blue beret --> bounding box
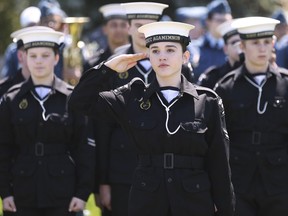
[271,10,287,24]
[207,0,231,15]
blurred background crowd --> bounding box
[0,0,287,72]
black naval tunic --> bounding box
[215,64,288,215]
[69,63,234,216]
[0,77,95,210]
[0,69,25,98]
[91,44,194,216]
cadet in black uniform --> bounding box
[0,27,95,216]
[197,19,244,89]
[69,21,234,216]
[215,17,288,216]
[92,3,194,216]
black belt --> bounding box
[229,131,287,145]
[26,142,67,156]
[138,153,204,169]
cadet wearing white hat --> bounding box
[94,3,169,216]
[198,19,243,88]
[83,4,129,72]
[215,16,288,216]
[0,27,95,216]
[69,20,234,216]
[94,4,193,216]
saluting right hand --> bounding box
[104,53,147,73]
[3,196,17,212]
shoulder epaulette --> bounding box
[277,67,288,77]
[6,82,24,94]
[217,70,237,84]
[195,85,219,98]
[0,76,9,85]
[197,66,218,84]
[203,65,218,75]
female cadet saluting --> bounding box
[69,21,234,216]
[0,27,95,216]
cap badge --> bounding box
[140,99,151,110]
[119,71,129,79]
[19,98,28,109]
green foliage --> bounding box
[0,0,19,55]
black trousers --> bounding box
[235,172,288,216]
[110,183,131,216]
[3,206,77,216]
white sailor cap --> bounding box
[121,2,168,21]
[11,26,54,40]
[99,4,127,21]
[20,6,41,28]
[17,27,64,50]
[232,16,280,40]
[138,21,194,47]
[217,19,238,42]
[11,26,54,49]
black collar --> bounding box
[143,75,199,101]
[17,76,72,98]
[233,64,281,82]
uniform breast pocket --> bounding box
[12,115,36,137]
[267,97,288,122]
[180,120,207,133]
[129,117,158,141]
[46,115,73,137]
[129,118,157,130]
[179,120,208,145]
[230,101,253,124]
[132,167,160,193]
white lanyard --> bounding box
[31,91,53,121]
[156,93,181,135]
[244,75,268,114]
[135,64,153,85]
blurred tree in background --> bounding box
[0,0,287,59]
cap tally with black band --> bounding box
[138,21,194,47]
[232,16,280,40]
[121,2,168,21]
[16,27,64,50]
